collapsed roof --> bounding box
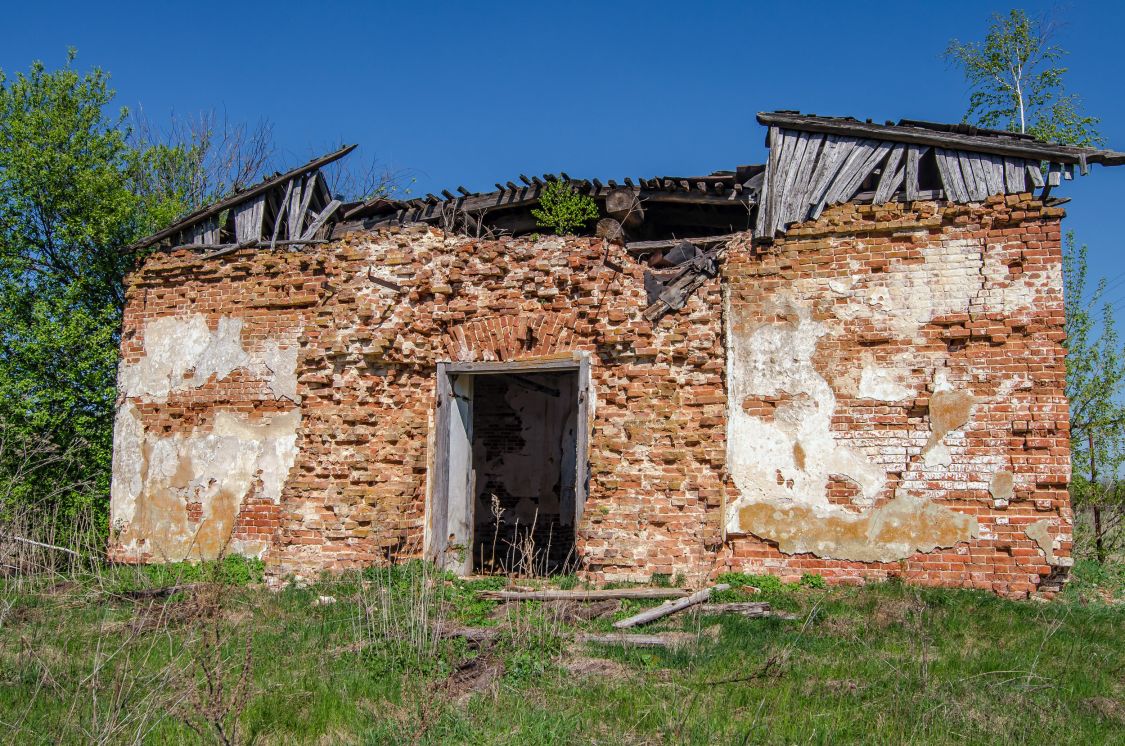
[122,111,1125,255]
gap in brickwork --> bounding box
[470,372,578,575]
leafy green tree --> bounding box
[0,52,139,530]
[531,181,600,235]
[946,9,1102,146]
[0,52,273,542]
[1063,234,1125,562]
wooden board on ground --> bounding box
[613,584,730,629]
[476,587,690,602]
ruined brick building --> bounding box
[110,112,1125,597]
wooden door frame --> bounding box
[427,353,592,573]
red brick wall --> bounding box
[721,195,1072,597]
[112,195,1073,597]
[271,228,727,582]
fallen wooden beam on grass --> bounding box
[613,584,730,629]
[113,583,206,600]
[443,627,502,644]
[476,587,689,602]
[575,632,701,648]
[698,602,771,617]
[443,626,719,648]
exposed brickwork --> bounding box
[721,195,1072,598]
[113,229,727,583]
[111,195,1073,598]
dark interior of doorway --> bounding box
[471,370,578,575]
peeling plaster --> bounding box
[111,405,299,561]
[816,238,1047,338]
[989,471,1014,501]
[858,363,913,402]
[923,390,976,454]
[726,294,886,523]
[737,493,979,562]
[111,312,304,561]
[725,284,981,560]
[119,314,300,402]
[1025,519,1058,564]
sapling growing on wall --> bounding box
[531,180,600,235]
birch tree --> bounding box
[1063,234,1125,562]
[945,9,1101,147]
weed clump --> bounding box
[531,180,599,235]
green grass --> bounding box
[1,562,1122,744]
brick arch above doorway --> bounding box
[441,311,583,362]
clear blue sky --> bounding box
[4,1,1124,302]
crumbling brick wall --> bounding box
[111,194,1073,597]
[110,250,322,562]
[722,195,1072,597]
[274,228,727,582]
[111,228,728,583]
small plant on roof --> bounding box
[531,180,600,235]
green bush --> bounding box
[531,180,599,235]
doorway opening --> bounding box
[429,356,589,576]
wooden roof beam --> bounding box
[758,112,1125,166]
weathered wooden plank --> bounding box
[757,111,1125,166]
[613,584,730,629]
[803,134,842,206]
[823,140,877,206]
[168,238,330,254]
[904,145,927,201]
[881,166,905,201]
[1047,162,1062,187]
[832,141,893,205]
[983,155,1006,194]
[292,172,319,236]
[754,126,782,237]
[873,144,906,204]
[956,154,981,200]
[625,234,737,254]
[698,602,772,617]
[121,144,357,252]
[959,153,989,201]
[269,179,294,248]
[946,152,972,200]
[808,137,856,218]
[181,216,220,245]
[233,194,266,242]
[768,129,800,235]
[786,133,825,226]
[932,149,952,198]
[1027,162,1046,188]
[477,588,689,602]
[852,187,944,203]
[775,131,809,230]
[286,180,305,239]
[300,199,342,240]
[776,131,813,232]
[576,632,704,648]
[1004,158,1027,193]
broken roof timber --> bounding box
[120,144,358,253]
[757,112,1125,168]
[333,182,757,235]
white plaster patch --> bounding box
[725,294,885,523]
[923,442,952,468]
[109,401,145,529]
[724,289,980,560]
[119,313,300,403]
[858,364,913,402]
[110,408,301,561]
